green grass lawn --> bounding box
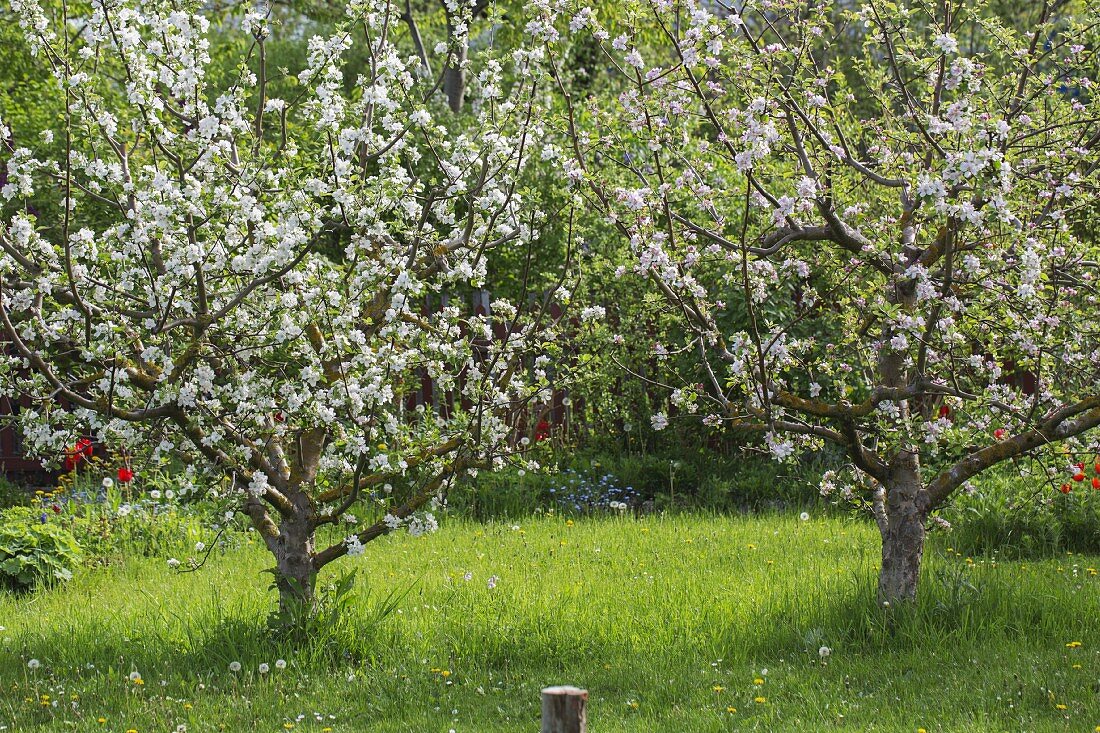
[2,513,1099,732]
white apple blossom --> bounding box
[1,0,563,620]
[550,0,1100,604]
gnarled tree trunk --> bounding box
[273,506,317,622]
[877,461,926,603]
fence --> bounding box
[0,394,42,480]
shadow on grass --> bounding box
[0,574,413,680]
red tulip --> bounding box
[63,438,93,471]
[117,467,134,483]
[938,405,951,419]
[1093,477,1100,490]
[1094,463,1100,475]
[274,411,285,423]
[1060,483,1072,494]
[51,504,61,513]
[1073,473,1086,482]
[1076,462,1085,470]
[993,428,1005,440]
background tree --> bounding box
[544,0,1100,602]
[0,0,564,622]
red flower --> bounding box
[1073,473,1086,482]
[938,405,951,419]
[1094,463,1100,475]
[117,467,134,483]
[63,438,94,471]
[534,420,551,442]
[51,504,61,514]
[993,428,1005,440]
[1060,483,1072,494]
[1076,462,1086,470]
[1093,477,1100,490]
[274,411,285,423]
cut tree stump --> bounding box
[541,686,587,733]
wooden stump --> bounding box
[541,686,587,733]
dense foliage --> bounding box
[0,0,567,616]
[541,0,1100,599]
[0,505,82,589]
[1,0,1099,615]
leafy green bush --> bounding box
[0,506,83,590]
[19,460,233,565]
[0,475,31,509]
[449,449,830,519]
[940,468,1100,558]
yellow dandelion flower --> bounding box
[1056,704,1067,710]
[753,678,764,685]
[97,718,106,725]
[712,685,724,693]
[754,696,767,704]
[726,706,737,713]
[283,724,294,730]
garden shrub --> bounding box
[940,469,1100,558]
[12,461,233,566]
[0,474,31,509]
[60,467,227,562]
[0,506,83,590]
[448,449,831,519]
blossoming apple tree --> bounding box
[0,0,562,618]
[543,0,1100,601]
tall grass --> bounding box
[2,514,1098,731]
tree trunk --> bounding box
[274,516,317,623]
[877,467,926,604]
[444,17,467,112]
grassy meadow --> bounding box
[2,513,1099,732]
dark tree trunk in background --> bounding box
[444,16,467,112]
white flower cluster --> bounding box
[0,0,567,578]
